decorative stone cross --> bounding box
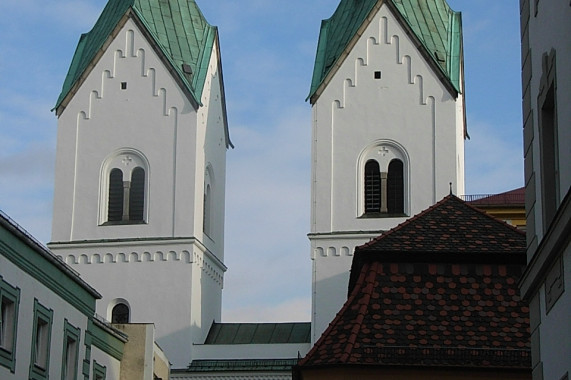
[122,156,133,166]
[378,146,389,156]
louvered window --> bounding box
[364,160,381,213]
[108,169,124,222]
[387,159,404,214]
[129,167,145,221]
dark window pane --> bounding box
[365,160,381,213]
[111,303,129,324]
[129,167,145,221]
[387,159,404,214]
[108,169,123,221]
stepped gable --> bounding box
[55,0,217,111]
[308,0,462,100]
[296,195,530,370]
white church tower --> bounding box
[308,0,466,341]
[48,0,231,368]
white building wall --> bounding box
[0,253,89,379]
[309,4,465,341]
[51,19,200,243]
[526,3,571,241]
[49,18,228,369]
[520,1,571,380]
[196,42,229,262]
[90,345,122,380]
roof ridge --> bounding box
[358,194,457,250]
[358,195,525,254]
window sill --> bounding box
[101,220,147,226]
[359,212,408,219]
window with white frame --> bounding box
[100,150,149,225]
[359,141,409,217]
[0,276,20,373]
[30,299,53,380]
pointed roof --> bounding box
[55,0,217,111]
[308,0,462,102]
[295,196,530,372]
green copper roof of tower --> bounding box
[308,0,462,101]
[55,0,217,110]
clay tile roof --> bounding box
[466,187,525,206]
[357,195,525,256]
[297,196,530,370]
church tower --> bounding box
[48,0,231,367]
[308,0,466,341]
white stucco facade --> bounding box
[519,1,571,380]
[309,3,465,341]
[49,16,229,369]
[0,212,126,380]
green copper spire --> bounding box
[308,0,462,101]
[55,0,217,111]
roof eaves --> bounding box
[0,210,101,299]
[212,34,234,149]
[54,0,134,114]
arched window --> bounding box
[111,303,130,324]
[129,167,145,221]
[387,159,404,214]
[108,169,124,222]
[358,141,409,217]
[100,150,149,225]
[364,160,381,213]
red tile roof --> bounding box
[297,196,530,370]
[356,195,525,256]
[465,187,525,206]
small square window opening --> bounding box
[374,71,382,79]
[121,82,127,90]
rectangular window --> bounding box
[93,360,106,380]
[62,320,80,380]
[30,299,53,380]
[0,277,20,373]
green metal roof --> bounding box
[185,359,299,372]
[204,322,311,345]
[55,0,217,111]
[308,0,462,101]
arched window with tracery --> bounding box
[359,141,409,217]
[100,150,149,225]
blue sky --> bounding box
[0,1,523,322]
